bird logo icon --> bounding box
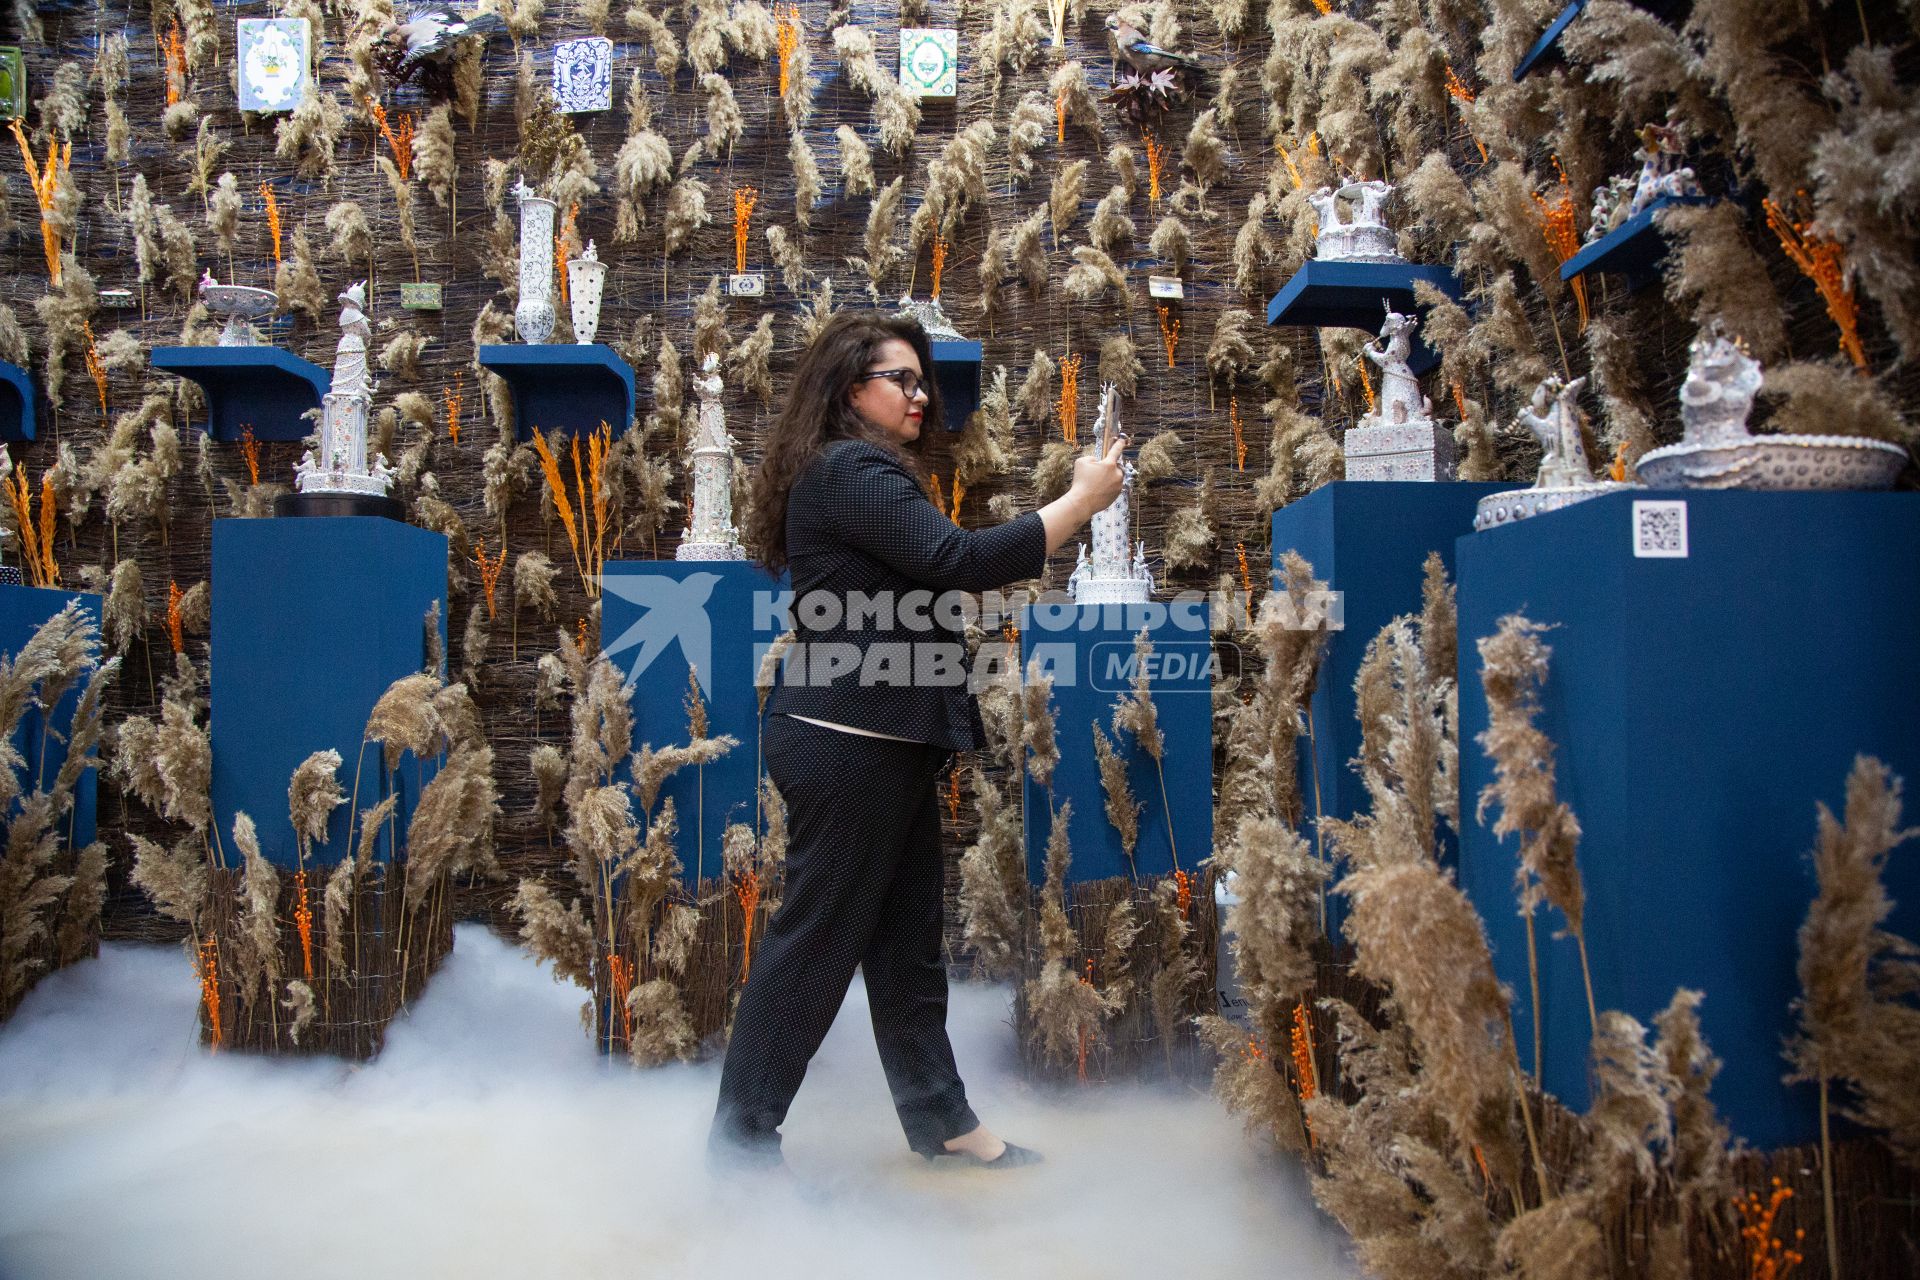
[597,572,725,696]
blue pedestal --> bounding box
[1019,603,1214,883]
[1266,261,1463,374]
[0,360,37,443]
[0,587,102,849]
[600,560,787,885]
[149,347,330,442]
[1561,196,1710,292]
[931,338,982,433]
[1271,482,1507,865]
[1456,490,1920,1149]
[210,519,449,869]
[476,344,637,442]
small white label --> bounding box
[728,273,765,298]
[1632,500,1688,558]
[1148,275,1185,299]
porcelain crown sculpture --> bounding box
[676,352,747,560]
[514,180,558,344]
[1344,307,1455,481]
[1067,383,1153,604]
[1634,323,1907,490]
[295,282,396,498]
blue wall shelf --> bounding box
[476,344,636,442]
[210,518,449,869]
[931,338,982,432]
[0,361,37,443]
[1456,489,1920,1149]
[1514,0,1689,81]
[1560,196,1709,292]
[149,346,330,442]
[1266,260,1463,374]
[1019,602,1214,884]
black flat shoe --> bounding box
[924,1141,1044,1169]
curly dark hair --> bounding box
[744,309,943,576]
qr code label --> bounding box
[1632,500,1688,558]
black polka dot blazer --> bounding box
[767,438,1049,750]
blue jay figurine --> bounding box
[1104,16,1205,122]
[1105,16,1207,77]
[375,5,507,97]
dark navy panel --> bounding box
[1019,602,1214,884]
[210,518,448,869]
[476,344,637,442]
[0,586,103,849]
[1265,261,1464,374]
[600,560,787,885]
[1456,489,1920,1148]
[0,360,37,443]
[149,346,330,442]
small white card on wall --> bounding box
[1632,500,1688,558]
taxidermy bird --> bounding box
[376,6,506,96]
[1104,17,1207,77]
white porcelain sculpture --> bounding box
[1586,119,1706,243]
[1473,374,1634,530]
[675,353,747,561]
[294,282,396,499]
[197,271,280,347]
[1067,383,1153,604]
[1635,325,1907,491]
[567,240,607,345]
[1307,178,1403,264]
[513,180,557,344]
[1344,308,1455,481]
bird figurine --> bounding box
[376,5,506,96]
[1104,17,1207,77]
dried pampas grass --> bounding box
[1007,93,1051,190]
[1150,215,1191,274]
[788,128,821,228]
[835,125,875,197]
[849,176,906,301]
[1658,201,1787,363]
[1099,335,1144,398]
[1049,159,1090,247]
[766,224,810,292]
[275,87,346,184]
[1049,61,1101,142]
[1761,360,1914,447]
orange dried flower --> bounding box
[1173,868,1193,919]
[530,430,585,586]
[293,868,314,981]
[1229,395,1246,471]
[260,183,283,266]
[162,22,187,108]
[11,118,71,284]
[1156,304,1181,368]
[775,6,803,100]
[240,424,260,486]
[83,322,109,420]
[947,765,961,823]
[1450,381,1469,421]
[1533,159,1588,330]
[1290,1001,1318,1139]
[930,233,950,302]
[1357,358,1376,414]
[1236,542,1253,627]
[928,472,945,510]
[166,581,186,654]
[1735,1179,1806,1280]
[1055,89,1068,143]
[733,186,759,274]
[368,101,414,182]
[1142,128,1170,206]
[1765,195,1867,371]
[198,935,223,1050]
[443,373,464,444]
[607,951,634,1044]
[949,478,966,522]
[734,870,762,984]
[1057,353,1083,445]
[472,538,507,620]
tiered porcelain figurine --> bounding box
[1635,324,1906,490]
[675,353,747,560]
[1473,374,1634,530]
[294,283,396,499]
[1307,178,1403,263]
[1343,308,1455,481]
[1066,383,1153,604]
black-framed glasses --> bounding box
[856,368,926,400]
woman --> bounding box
[711,310,1127,1171]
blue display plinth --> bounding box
[931,338,983,432]
[1266,261,1463,374]
[0,586,102,849]
[1456,489,1920,1149]
[1271,482,1507,863]
[1560,196,1710,292]
[1019,602,1214,883]
[600,560,787,885]
[210,518,448,869]
[0,360,37,442]
[476,344,636,442]
[149,347,330,442]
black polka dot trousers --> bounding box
[709,712,981,1162]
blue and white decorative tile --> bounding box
[552,37,614,114]
[899,28,957,100]
[237,18,310,114]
